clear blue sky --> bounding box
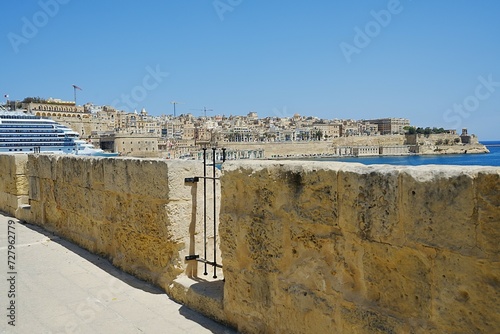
[1,0,499,140]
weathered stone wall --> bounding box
[224,136,407,158]
[0,154,29,217]
[220,161,500,334]
[0,154,221,290]
[223,135,488,158]
[1,155,499,333]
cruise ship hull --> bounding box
[0,111,118,157]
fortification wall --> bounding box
[223,136,407,158]
[220,161,500,333]
[0,154,29,217]
[0,154,221,291]
[0,154,498,333]
[223,134,488,158]
[224,141,336,158]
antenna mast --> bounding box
[72,84,82,105]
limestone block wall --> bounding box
[220,161,500,334]
[0,154,29,217]
[224,135,406,159]
[1,154,221,289]
[1,154,499,333]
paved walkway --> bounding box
[0,213,238,334]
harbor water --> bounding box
[302,141,500,167]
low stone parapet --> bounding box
[219,161,500,333]
[0,154,222,291]
[1,154,498,333]
[0,154,29,217]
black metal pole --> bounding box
[212,147,217,278]
[203,147,208,275]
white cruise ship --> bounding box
[0,110,118,156]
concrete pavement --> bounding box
[0,212,238,334]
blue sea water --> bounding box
[317,141,500,167]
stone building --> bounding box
[352,145,379,156]
[23,99,94,138]
[24,99,85,116]
[365,117,410,135]
[379,145,410,155]
[313,123,342,139]
[113,133,159,157]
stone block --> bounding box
[26,200,43,226]
[361,241,432,319]
[272,281,339,334]
[102,158,134,194]
[126,197,170,237]
[0,154,16,177]
[30,154,58,180]
[0,156,27,196]
[475,170,500,260]
[63,213,98,252]
[112,226,182,283]
[400,167,478,255]
[89,158,105,190]
[338,164,403,245]
[54,183,90,215]
[102,192,130,224]
[59,156,93,188]
[431,250,500,333]
[94,220,113,256]
[88,189,108,222]
[279,167,340,229]
[15,175,29,196]
[0,191,16,216]
[12,154,28,175]
[0,173,14,194]
[338,301,414,334]
[166,160,206,200]
[103,158,169,198]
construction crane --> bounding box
[170,101,183,117]
[191,107,213,118]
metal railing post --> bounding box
[203,147,208,275]
[212,147,218,279]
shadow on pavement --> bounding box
[19,219,163,295]
[179,305,239,334]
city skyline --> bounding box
[2,1,499,140]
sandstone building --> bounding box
[12,98,486,158]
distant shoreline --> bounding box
[222,134,489,159]
[263,141,500,167]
